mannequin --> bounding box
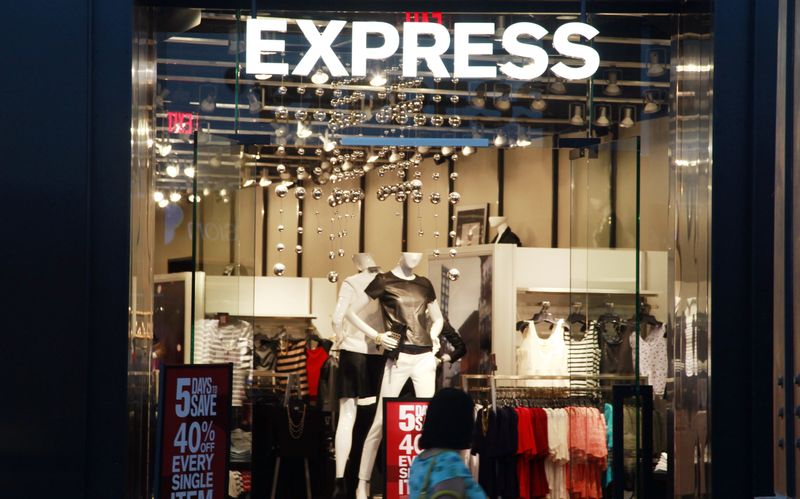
[330,253,385,499]
[489,215,522,246]
[347,252,444,499]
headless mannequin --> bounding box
[348,253,444,499]
[489,215,509,243]
[331,253,381,486]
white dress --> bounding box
[516,319,569,387]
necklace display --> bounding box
[287,402,307,439]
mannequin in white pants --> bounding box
[330,253,385,498]
[346,252,444,499]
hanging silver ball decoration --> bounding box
[273,263,286,276]
[449,230,457,239]
[447,268,460,281]
[328,250,336,259]
[412,191,423,203]
[276,164,287,174]
[275,184,289,198]
[432,249,441,257]
[433,231,440,238]
[432,172,440,180]
[395,191,407,202]
[297,226,304,234]
[295,245,303,254]
[450,172,459,180]
[413,114,427,127]
[317,227,323,234]
[375,107,392,124]
[327,195,337,208]
[276,107,289,120]
[327,270,339,283]
[297,86,306,95]
[277,224,285,232]
[315,88,325,97]
[448,192,461,205]
[298,148,305,155]
[329,233,336,241]
[276,243,285,252]
[313,110,327,121]
[294,187,306,200]
[295,110,308,122]
[449,248,458,257]
[433,153,442,161]
[338,248,345,257]
[431,115,445,127]
[430,192,441,204]
[278,85,288,95]
[418,229,424,236]
[448,115,462,127]
[450,95,460,104]
[432,94,442,103]
[312,187,323,200]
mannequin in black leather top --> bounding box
[345,252,444,499]
[489,215,522,246]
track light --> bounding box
[156,139,172,157]
[322,134,336,152]
[530,87,547,112]
[169,192,182,203]
[248,88,261,114]
[643,92,661,114]
[647,50,666,77]
[549,79,567,95]
[493,131,507,147]
[595,106,610,127]
[166,163,179,178]
[158,199,169,208]
[493,84,512,111]
[570,104,586,126]
[389,151,400,163]
[219,188,228,197]
[259,172,272,187]
[202,187,211,196]
[462,146,475,156]
[243,179,256,187]
[297,121,313,139]
[311,69,329,85]
[153,191,165,203]
[604,70,622,96]
[471,84,487,109]
[417,146,430,154]
[255,74,272,81]
[620,107,635,128]
[184,166,196,178]
[188,194,201,203]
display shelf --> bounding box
[517,287,660,296]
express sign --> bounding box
[246,19,600,81]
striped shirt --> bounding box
[276,339,309,397]
[563,324,601,388]
[194,319,254,406]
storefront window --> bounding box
[130,4,712,498]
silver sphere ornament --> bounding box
[432,249,441,257]
[418,229,424,236]
[448,192,461,205]
[297,226,304,234]
[313,110,327,121]
[450,95,460,104]
[277,224,285,232]
[315,88,325,97]
[432,94,442,103]
[278,85,288,95]
[413,114,427,126]
[327,271,339,283]
[449,230,457,239]
[433,231,440,238]
[432,172,440,180]
[294,187,306,200]
[276,243,286,252]
[448,115,462,127]
[338,248,346,257]
[450,172,459,180]
[272,263,286,276]
[447,268,461,281]
[449,248,458,258]
[430,192,442,204]
[295,245,303,254]
[328,251,336,260]
[312,187,323,200]
[431,115,445,127]
[317,227,323,234]
[275,184,289,198]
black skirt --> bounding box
[336,350,386,399]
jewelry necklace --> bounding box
[287,403,307,439]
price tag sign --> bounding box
[383,398,430,499]
[155,364,232,499]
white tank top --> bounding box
[516,319,569,387]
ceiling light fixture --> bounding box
[462,146,475,156]
[157,139,172,157]
[169,192,182,203]
[570,104,586,126]
[549,79,567,95]
[188,194,202,203]
[647,50,666,77]
[370,72,388,87]
[493,131,507,147]
[259,172,272,187]
[184,166,196,178]
[153,191,165,203]
[594,106,611,127]
[243,179,256,188]
[471,83,487,109]
[604,70,622,96]
[529,86,547,112]
[441,146,454,157]
[311,69,329,85]
[166,163,179,178]
[297,121,313,139]
[493,84,512,111]
[255,74,272,81]
[158,199,169,208]
[643,91,661,114]
[620,107,636,128]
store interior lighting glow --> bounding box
[248,88,261,114]
[297,121,313,139]
[604,70,622,96]
[157,139,172,157]
[184,166,196,178]
[188,194,202,203]
[243,179,256,187]
[494,84,511,111]
[255,74,272,81]
[166,164,179,178]
[169,192,182,203]
[311,69,329,85]
[644,92,660,114]
[153,191,165,203]
[259,172,272,187]
[549,80,567,95]
[202,187,211,196]
[462,146,475,156]
[441,146,454,157]
[158,199,169,208]
[220,188,228,197]
[369,72,387,87]
[570,105,585,126]
[417,146,430,154]
[389,151,400,163]
[493,131,507,147]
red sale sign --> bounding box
[383,398,430,499]
[155,364,232,499]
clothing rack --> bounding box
[251,372,298,406]
[461,374,648,410]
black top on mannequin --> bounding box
[491,228,522,246]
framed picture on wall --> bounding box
[454,204,489,247]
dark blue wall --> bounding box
[0,1,131,498]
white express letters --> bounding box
[246,18,600,81]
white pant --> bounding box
[358,352,437,480]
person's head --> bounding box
[419,388,474,450]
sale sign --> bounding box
[383,398,430,499]
[155,364,232,499]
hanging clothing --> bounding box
[517,319,569,387]
[631,324,668,396]
[276,338,309,397]
[194,319,253,406]
[564,325,601,389]
[305,345,329,397]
